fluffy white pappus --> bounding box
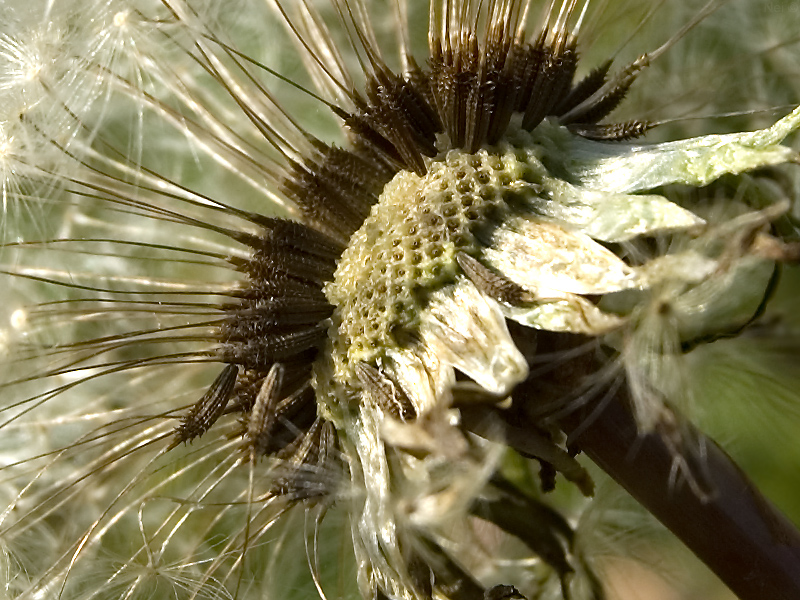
[0,1,156,239]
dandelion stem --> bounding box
[560,389,800,600]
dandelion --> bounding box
[1,1,800,599]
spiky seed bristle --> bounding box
[173,362,238,446]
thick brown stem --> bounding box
[558,393,800,600]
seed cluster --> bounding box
[324,138,544,383]
[182,0,656,507]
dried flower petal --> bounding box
[484,217,639,294]
[542,107,800,193]
[418,278,528,397]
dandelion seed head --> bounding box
[321,140,534,388]
[1,0,800,599]
[0,26,54,97]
